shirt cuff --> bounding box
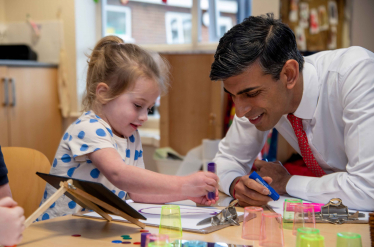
[219,171,243,196]
[0,175,9,186]
[286,175,315,199]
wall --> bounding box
[0,0,5,23]
[3,0,78,113]
[350,0,374,52]
[75,0,97,108]
[252,0,280,18]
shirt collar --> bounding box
[293,61,320,120]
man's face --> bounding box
[223,62,292,131]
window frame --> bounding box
[101,0,134,43]
[165,12,192,44]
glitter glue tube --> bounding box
[207,162,216,200]
[248,171,280,201]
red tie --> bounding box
[287,114,326,177]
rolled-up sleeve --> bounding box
[214,115,268,195]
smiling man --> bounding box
[210,14,374,211]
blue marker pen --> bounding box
[248,171,280,201]
[207,162,216,200]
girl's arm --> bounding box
[88,148,218,202]
[128,189,219,206]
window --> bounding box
[165,12,192,44]
[102,4,134,43]
[100,0,242,50]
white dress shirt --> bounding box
[214,46,374,211]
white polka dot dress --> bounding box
[37,110,144,221]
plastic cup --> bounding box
[183,240,208,247]
[242,206,263,240]
[145,234,170,247]
[148,242,172,247]
[296,227,320,247]
[159,205,182,239]
[283,199,303,230]
[299,234,325,247]
[259,212,284,247]
[336,232,362,247]
[293,204,316,235]
[141,232,152,247]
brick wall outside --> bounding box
[107,0,236,44]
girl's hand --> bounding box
[180,172,219,197]
[0,197,25,246]
[188,189,219,206]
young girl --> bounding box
[37,36,219,221]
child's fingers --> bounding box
[205,177,218,188]
[14,206,25,218]
[204,172,219,181]
[0,196,17,207]
[205,184,216,193]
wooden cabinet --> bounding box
[159,54,224,155]
[0,65,62,162]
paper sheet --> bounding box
[267,195,370,221]
[83,201,244,230]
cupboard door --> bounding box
[7,67,62,162]
[160,54,224,155]
[0,67,9,146]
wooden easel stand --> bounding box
[24,180,145,229]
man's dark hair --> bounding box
[210,13,304,81]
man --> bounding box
[210,14,374,211]
[0,146,25,246]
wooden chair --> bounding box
[2,147,51,218]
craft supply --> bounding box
[183,240,208,247]
[72,234,81,237]
[293,204,316,236]
[248,171,280,201]
[303,203,324,213]
[145,234,170,247]
[336,232,362,247]
[134,242,141,245]
[140,229,150,232]
[242,206,263,240]
[259,212,284,247]
[283,198,303,230]
[112,240,123,244]
[159,205,182,239]
[207,163,216,200]
[196,199,239,226]
[122,242,131,244]
[299,234,325,247]
[141,232,151,247]
[296,228,320,247]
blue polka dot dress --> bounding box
[37,111,144,221]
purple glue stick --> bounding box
[207,162,216,200]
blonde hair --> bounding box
[82,35,170,111]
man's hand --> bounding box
[230,175,273,207]
[255,160,292,195]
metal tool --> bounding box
[316,198,365,224]
[196,199,240,226]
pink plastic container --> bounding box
[242,207,263,240]
[259,212,284,247]
[292,204,316,236]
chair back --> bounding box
[2,147,51,217]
